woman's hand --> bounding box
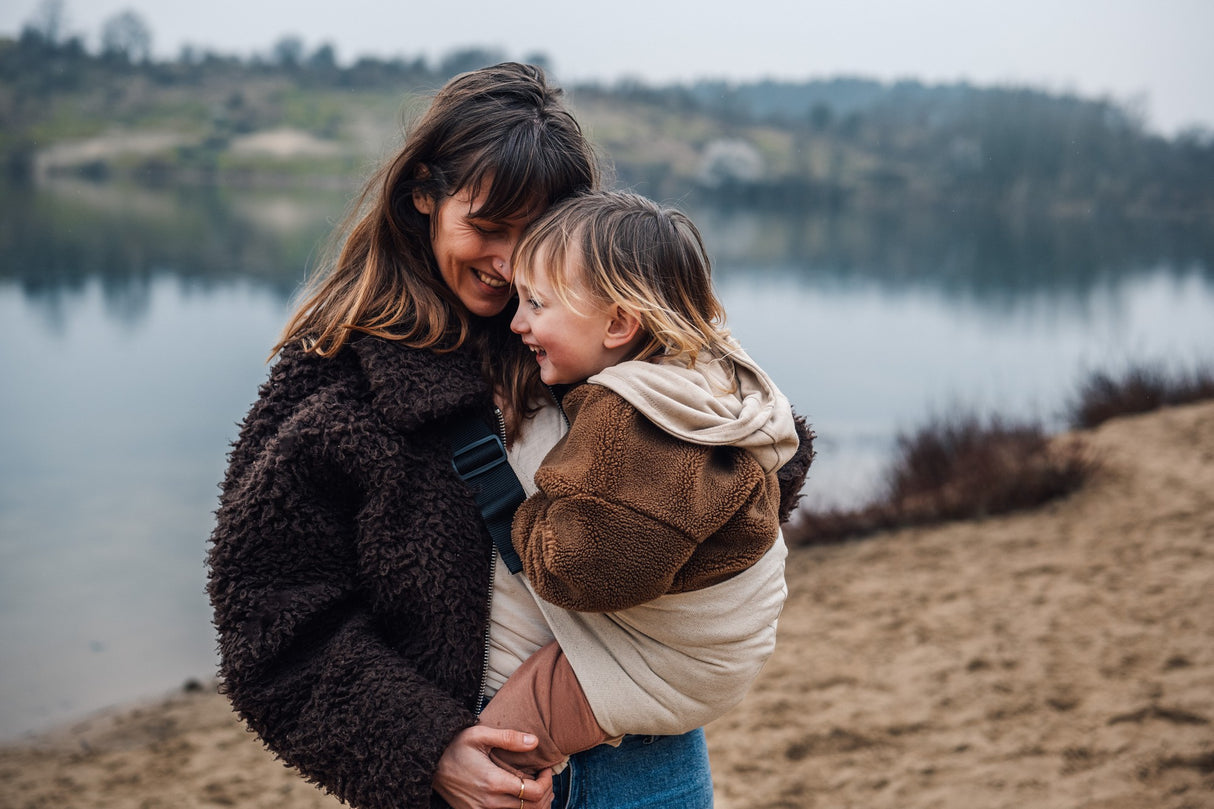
[433,725,555,809]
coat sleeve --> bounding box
[207,369,478,809]
[511,386,769,612]
[777,411,816,522]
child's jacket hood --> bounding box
[587,342,799,473]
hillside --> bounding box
[2,401,1210,808]
[4,35,1214,221]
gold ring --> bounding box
[518,778,526,800]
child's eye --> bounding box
[527,298,542,311]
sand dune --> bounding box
[2,402,1211,809]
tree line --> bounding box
[3,1,1212,221]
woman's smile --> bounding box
[474,268,510,289]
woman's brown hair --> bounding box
[274,62,599,429]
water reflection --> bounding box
[0,179,340,310]
[0,178,1212,740]
[5,180,1212,321]
[0,274,288,740]
[688,201,1214,304]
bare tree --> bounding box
[23,0,69,44]
[100,9,153,63]
[272,35,305,68]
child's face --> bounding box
[510,251,637,385]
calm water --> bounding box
[1,179,1211,740]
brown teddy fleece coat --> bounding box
[207,337,500,809]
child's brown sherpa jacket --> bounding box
[516,344,800,612]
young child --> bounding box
[477,190,809,775]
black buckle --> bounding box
[451,433,508,479]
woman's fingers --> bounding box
[474,727,553,808]
[473,724,539,753]
[522,767,554,808]
[433,725,553,809]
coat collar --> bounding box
[350,336,490,433]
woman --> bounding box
[207,63,592,809]
[208,63,813,809]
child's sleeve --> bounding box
[512,386,770,612]
[477,641,613,776]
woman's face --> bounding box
[414,184,534,318]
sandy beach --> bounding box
[2,402,1211,809]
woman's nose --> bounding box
[493,256,511,281]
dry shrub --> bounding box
[790,414,1094,546]
[1071,363,1214,429]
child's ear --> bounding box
[603,305,643,349]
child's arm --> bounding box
[512,385,774,612]
[477,641,613,776]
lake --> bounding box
[1,178,1211,741]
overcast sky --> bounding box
[4,0,1211,136]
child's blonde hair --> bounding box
[513,191,732,365]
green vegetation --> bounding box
[3,8,1213,221]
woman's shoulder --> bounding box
[220,344,361,473]
[267,341,361,394]
[267,336,477,394]
[347,336,491,431]
[247,342,364,424]
[250,335,491,435]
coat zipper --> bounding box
[474,405,509,716]
[545,384,571,428]
[474,546,495,717]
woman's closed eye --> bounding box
[469,220,510,238]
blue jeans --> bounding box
[552,729,713,809]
